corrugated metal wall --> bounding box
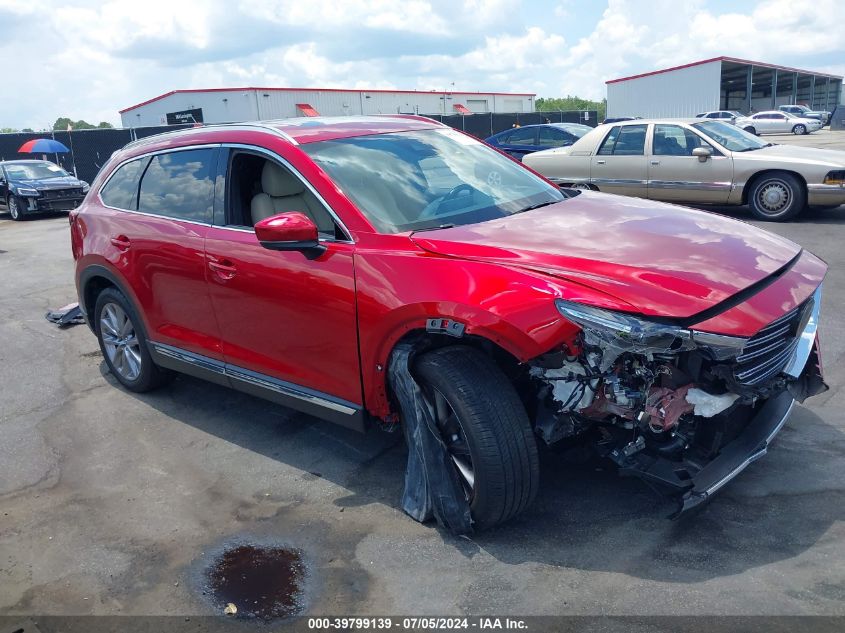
[121,90,535,126]
[607,61,721,118]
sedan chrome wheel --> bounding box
[8,197,21,220]
[423,385,475,497]
[756,180,791,215]
[99,302,142,381]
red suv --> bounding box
[72,116,826,528]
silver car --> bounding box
[523,118,845,221]
[735,110,822,135]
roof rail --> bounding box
[123,121,298,151]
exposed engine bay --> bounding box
[526,288,827,516]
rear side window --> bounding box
[138,149,215,222]
[598,124,646,156]
[100,158,147,210]
[506,128,537,146]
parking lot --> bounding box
[1,130,844,621]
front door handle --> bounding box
[110,235,130,251]
[596,160,606,165]
[208,258,237,280]
[650,160,660,165]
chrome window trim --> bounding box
[220,143,354,243]
[149,342,360,416]
[96,144,221,225]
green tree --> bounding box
[97,121,114,128]
[536,96,607,122]
[0,127,18,133]
[52,117,98,130]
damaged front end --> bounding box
[528,284,826,517]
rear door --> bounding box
[590,124,648,197]
[97,147,222,359]
[0,166,7,209]
[647,124,732,204]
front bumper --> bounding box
[22,195,85,213]
[807,183,845,207]
[616,336,826,518]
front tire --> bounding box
[94,287,170,392]
[748,172,806,221]
[413,346,540,529]
[8,196,24,221]
[792,124,807,135]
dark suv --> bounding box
[0,160,89,220]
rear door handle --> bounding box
[110,235,130,250]
[650,160,660,165]
[208,258,237,280]
[596,160,606,165]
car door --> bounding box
[590,124,648,197]
[96,147,223,359]
[203,146,363,420]
[769,113,791,133]
[647,124,732,204]
[750,114,773,133]
[498,127,538,160]
[0,166,7,209]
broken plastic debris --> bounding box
[223,603,238,615]
[686,388,740,417]
[45,302,85,327]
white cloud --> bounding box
[0,0,842,130]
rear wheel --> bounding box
[413,346,540,529]
[748,172,806,221]
[94,287,170,392]
[792,124,807,135]
[744,126,757,135]
[8,196,24,221]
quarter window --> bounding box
[138,149,215,222]
[100,158,147,210]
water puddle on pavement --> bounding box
[206,544,306,620]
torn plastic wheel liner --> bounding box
[45,302,85,327]
[388,342,473,535]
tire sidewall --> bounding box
[8,196,22,221]
[94,287,161,392]
[749,173,805,221]
[744,126,756,135]
[793,124,806,135]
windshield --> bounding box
[4,162,70,180]
[303,128,565,233]
[691,120,768,152]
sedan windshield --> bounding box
[691,121,768,152]
[303,128,565,233]
[4,162,70,180]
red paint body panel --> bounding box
[412,191,803,319]
[73,120,828,423]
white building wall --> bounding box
[607,61,721,118]
[121,89,535,127]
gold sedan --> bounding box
[523,119,845,221]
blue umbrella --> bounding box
[18,138,70,153]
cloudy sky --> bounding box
[1,0,843,129]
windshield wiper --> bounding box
[411,223,456,234]
[517,200,558,213]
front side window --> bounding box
[653,124,715,156]
[138,149,215,222]
[538,127,574,147]
[302,128,564,234]
[100,158,148,210]
[504,128,537,146]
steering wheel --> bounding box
[417,184,477,221]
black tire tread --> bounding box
[414,346,539,529]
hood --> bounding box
[14,175,84,189]
[740,143,845,168]
[410,191,802,319]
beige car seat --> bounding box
[250,161,335,234]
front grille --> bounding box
[734,301,809,386]
[40,188,82,199]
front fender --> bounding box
[353,239,629,418]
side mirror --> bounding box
[255,212,326,257]
[692,147,712,162]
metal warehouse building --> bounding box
[120,87,536,127]
[606,56,842,118]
